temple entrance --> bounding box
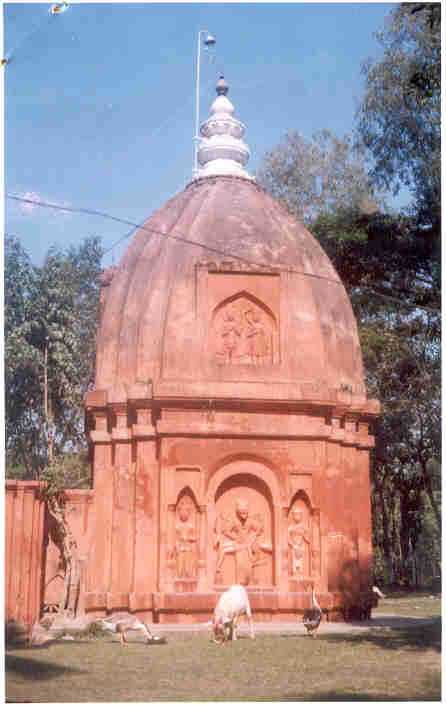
[213,473,274,587]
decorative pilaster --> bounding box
[109,406,134,604]
[88,410,113,597]
[133,406,158,599]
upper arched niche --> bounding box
[212,291,277,366]
[95,176,365,398]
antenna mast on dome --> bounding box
[194,30,216,176]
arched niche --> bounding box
[206,459,282,589]
[289,490,313,525]
[168,487,200,586]
[211,291,278,366]
[175,486,199,511]
[287,490,321,583]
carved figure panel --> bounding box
[171,494,198,579]
[214,479,273,586]
[212,295,276,366]
[287,498,312,579]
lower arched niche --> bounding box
[213,473,274,588]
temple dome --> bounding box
[96,174,366,405]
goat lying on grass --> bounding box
[211,584,255,644]
[98,613,165,646]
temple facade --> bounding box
[81,77,379,622]
[6,77,380,626]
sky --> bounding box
[4,1,400,267]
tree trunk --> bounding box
[379,486,392,566]
[43,340,53,464]
[47,495,80,617]
[390,492,402,584]
[422,461,441,530]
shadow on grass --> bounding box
[6,654,85,681]
[318,618,441,653]
[282,690,440,702]
[281,671,441,702]
[363,614,439,627]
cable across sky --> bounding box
[6,192,440,315]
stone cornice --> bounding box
[85,389,379,419]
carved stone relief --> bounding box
[214,488,273,586]
[170,494,198,579]
[287,505,311,579]
[212,296,275,366]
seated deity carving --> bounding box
[171,495,198,579]
[214,498,272,586]
[288,507,311,579]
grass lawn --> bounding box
[376,592,441,618]
[6,615,441,702]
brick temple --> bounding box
[6,77,379,626]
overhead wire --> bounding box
[2,5,65,65]
[6,193,440,314]
[5,193,345,283]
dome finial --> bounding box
[193,75,254,182]
[216,75,228,96]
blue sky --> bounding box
[5,1,399,267]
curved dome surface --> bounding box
[96,176,365,402]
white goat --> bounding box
[98,612,154,646]
[212,585,255,644]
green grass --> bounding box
[6,618,441,702]
[376,592,441,618]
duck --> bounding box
[302,582,322,637]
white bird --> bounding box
[98,612,155,646]
[372,585,386,599]
[302,582,322,637]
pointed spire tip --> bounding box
[216,75,229,96]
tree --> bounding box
[357,3,441,228]
[5,235,103,478]
[312,209,440,585]
[257,129,378,224]
[5,235,103,617]
[5,237,43,476]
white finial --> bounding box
[194,76,254,181]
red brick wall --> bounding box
[5,481,93,626]
[5,481,45,626]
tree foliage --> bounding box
[312,209,440,585]
[357,2,441,227]
[5,235,103,480]
[5,235,102,617]
[257,129,378,223]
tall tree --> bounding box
[5,236,42,476]
[5,235,103,617]
[312,209,441,584]
[357,3,441,228]
[5,235,103,478]
[257,129,378,224]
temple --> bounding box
[6,77,380,626]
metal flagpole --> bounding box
[194,30,216,175]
